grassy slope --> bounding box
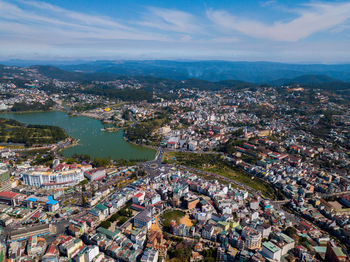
[164,151,276,199]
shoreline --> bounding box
[0,110,157,161]
[0,109,55,114]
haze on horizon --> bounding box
[1,0,350,63]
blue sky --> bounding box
[1,0,350,63]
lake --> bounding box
[0,111,156,161]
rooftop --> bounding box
[263,241,281,253]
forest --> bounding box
[0,118,67,146]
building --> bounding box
[184,194,199,209]
[167,137,179,148]
[84,168,106,181]
[134,209,152,229]
[84,245,99,262]
[242,227,262,250]
[46,196,59,212]
[21,164,91,189]
[58,236,84,259]
[325,242,349,262]
[339,195,350,208]
[275,232,295,256]
[257,223,271,239]
[133,192,145,204]
[202,224,214,240]
[261,241,282,261]
[0,191,24,206]
[141,248,159,262]
[10,224,56,241]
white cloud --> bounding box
[207,2,350,41]
[209,37,239,44]
[18,0,128,29]
[260,0,277,8]
[0,0,170,44]
[138,7,199,33]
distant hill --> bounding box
[2,64,350,92]
[270,74,350,90]
[3,60,350,83]
[31,65,119,81]
[24,66,258,91]
[57,60,350,83]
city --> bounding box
[0,62,349,261]
[1,0,350,261]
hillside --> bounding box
[30,65,119,81]
[270,74,350,90]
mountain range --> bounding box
[57,60,350,83]
[1,60,350,91]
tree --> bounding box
[284,226,297,237]
[92,157,110,167]
[81,193,87,207]
[100,221,111,229]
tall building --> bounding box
[242,226,262,250]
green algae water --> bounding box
[0,111,155,160]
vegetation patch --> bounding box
[162,210,185,231]
[11,100,55,112]
[164,151,281,200]
[0,118,67,146]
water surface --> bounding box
[0,111,155,160]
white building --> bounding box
[0,103,8,111]
[242,227,262,250]
[140,248,158,262]
[261,241,282,261]
[84,168,106,181]
[21,164,91,189]
[84,245,99,262]
[275,233,295,256]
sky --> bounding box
[1,0,350,63]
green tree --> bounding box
[284,227,297,237]
[81,193,87,207]
[99,221,111,229]
[92,157,110,167]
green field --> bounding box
[162,210,185,229]
[164,151,281,200]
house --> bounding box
[167,137,179,149]
[133,192,145,205]
[89,208,104,221]
[58,237,84,259]
[46,196,59,212]
[95,204,109,217]
[173,224,188,237]
[0,191,24,206]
